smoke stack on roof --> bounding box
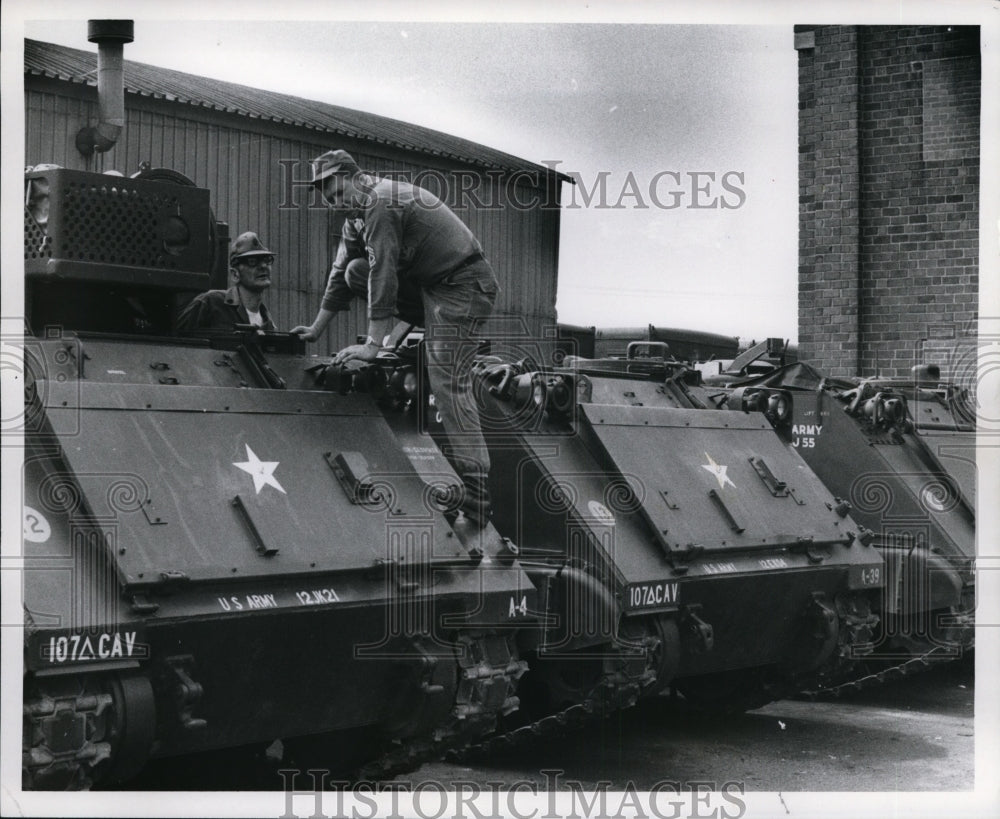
[75,20,134,157]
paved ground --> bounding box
[415,656,976,792]
[114,655,978,798]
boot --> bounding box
[459,472,492,529]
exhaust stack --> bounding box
[75,20,134,157]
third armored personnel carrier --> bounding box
[697,352,976,671]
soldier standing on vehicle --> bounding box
[291,150,499,528]
[177,231,277,333]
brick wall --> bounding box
[796,25,979,378]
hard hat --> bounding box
[230,232,273,262]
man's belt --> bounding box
[440,252,485,281]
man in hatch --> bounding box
[292,149,499,528]
[177,231,277,333]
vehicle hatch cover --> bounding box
[44,385,466,588]
[578,404,850,556]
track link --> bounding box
[353,631,527,782]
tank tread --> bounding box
[797,642,965,701]
[354,631,527,782]
[23,684,114,790]
[455,638,659,761]
[458,699,597,759]
[358,633,659,775]
[798,603,975,700]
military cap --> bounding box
[310,149,360,187]
[230,231,273,262]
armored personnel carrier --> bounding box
[695,350,976,673]
[20,166,533,789]
[463,339,885,716]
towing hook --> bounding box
[833,498,852,518]
[496,537,519,566]
[856,526,875,547]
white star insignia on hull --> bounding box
[701,452,736,490]
[234,444,286,494]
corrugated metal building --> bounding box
[24,37,568,350]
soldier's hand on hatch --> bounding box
[333,343,380,365]
[290,324,320,342]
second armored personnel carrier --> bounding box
[461,341,885,715]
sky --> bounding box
[15,11,799,344]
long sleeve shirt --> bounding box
[326,178,484,322]
[320,216,367,314]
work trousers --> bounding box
[420,258,499,522]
